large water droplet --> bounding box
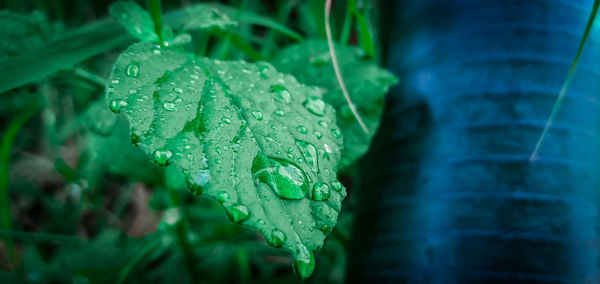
[252,155,308,200]
[295,140,318,172]
[267,229,286,248]
[293,246,316,280]
[303,96,326,116]
[126,61,140,78]
[154,150,173,166]
[271,85,291,103]
[109,100,129,113]
[224,203,250,223]
[311,182,330,201]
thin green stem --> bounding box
[217,0,248,59]
[339,0,354,44]
[148,0,165,47]
[325,0,369,134]
[72,66,107,87]
[169,191,200,283]
[530,0,599,161]
[0,105,39,264]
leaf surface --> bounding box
[273,40,398,169]
[105,42,345,279]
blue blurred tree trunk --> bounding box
[348,0,600,282]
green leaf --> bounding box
[110,2,160,43]
[0,18,133,94]
[105,42,345,279]
[180,3,301,41]
[0,10,56,60]
[272,40,398,169]
[182,4,238,31]
[84,99,164,185]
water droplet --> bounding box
[126,61,140,78]
[267,229,286,248]
[186,170,209,195]
[109,100,129,113]
[314,131,323,139]
[303,96,326,116]
[222,117,231,124]
[297,126,308,134]
[275,109,285,117]
[174,87,183,94]
[331,128,342,138]
[317,120,328,128]
[311,182,330,201]
[319,224,332,234]
[271,85,291,103]
[217,191,230,203]
[163,102,176,111]
[252,155,308,200]
[154,150,173,166]
[295,140,318,172]
[224,203,250,223]
[293,246,316,280]
[251,110,263,120]
[331,181,343,192]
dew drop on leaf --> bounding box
[275,109,285,117]
[163,102,176,111]
[314,131,323,139]
[187,169,209,195]
[330,128,342,138]
[311,182,330,201]
[317,120,328,128]
[126,61,140,78]
[295,140,318,172]
[331,181,343,192]
[109,100,129,113]
[224,203,250,223]
[297,126,308,134]
[251,110,263,121]
[222,117,231,124]
[270,84,291,103]
[267,229,287,248]
[252,155,308,200]
[319,224,332,234]
[293,245,316,280]
[303,96,326,116]
[217,191,230,203]
[154,150,173,166]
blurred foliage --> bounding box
[0,0,383,283]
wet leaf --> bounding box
[105,42,344,279]
[273,40,398,169]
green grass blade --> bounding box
[0,19,134,94]
[147,0,165,46]
[0,105,39,264]
[530,0,599,161]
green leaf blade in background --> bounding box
[105,42,345,280]
[272,40,398,169]
[110,1,159,43]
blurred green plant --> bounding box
[0,0,395,282]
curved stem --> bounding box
[325,0,369,134]
[530,0,599,161]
